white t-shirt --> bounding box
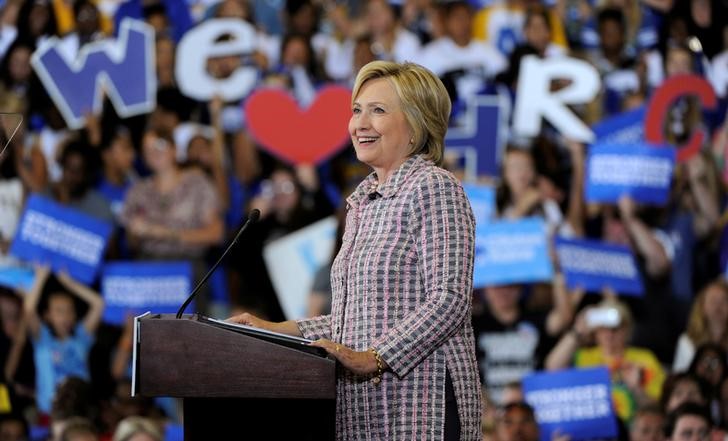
[370,28,421,64]
[0,25,18,60]
[710,50,728,98]
[672,333,695,373]
[0,177,23,243]
[419,37,507,99]
[322,38,354,82]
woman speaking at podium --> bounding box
[229,60,481,440]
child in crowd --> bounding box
[23,266,104,421]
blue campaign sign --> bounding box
[0,265,35,292]
[523,367,617,441]
[30,18,156,130]
[592,106,645,144]
[445,95,508,177]
[10,195,113,284]
[101,261,193,325]
[556,237,643,296]
[473,218,553,288]
[462,183,496,228]
[585,143,676,205]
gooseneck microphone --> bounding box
[175,209,261,319]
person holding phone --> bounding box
[228,61,481,440]
[545,297,665,422]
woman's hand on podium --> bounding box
[225,313,303,337]
[309,339,380,376]
[227,312,270,329]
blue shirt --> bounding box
[33,323,93,413]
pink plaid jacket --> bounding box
[298,155,482,440]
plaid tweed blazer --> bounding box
[298,155,482,440]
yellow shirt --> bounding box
[52,0,113,36]
[575,346,665,422]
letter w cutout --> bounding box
[31,18,156,130]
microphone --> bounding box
[175,209,261,318]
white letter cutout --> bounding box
[513,55,600,142]
[175,18,258,101]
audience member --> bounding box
[23,267,104,419]
[546,298,665,421]
[630,405,666,441]
[673,279,728,372]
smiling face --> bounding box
[503,149,535,196]
[349,77,413,182]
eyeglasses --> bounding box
[147,137,171,152]
[260,179,296,197]
[698,356,722,371]
[675,427,709,441]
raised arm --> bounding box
[545,274,583,336]
[545,307,590,371]
[56,272,104,334]
[618,196,670,277]
[22,266,51,339]
[564,139,586,237]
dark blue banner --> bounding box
[101,261,193,325]
[592,106,645,144]
[586,143,675,205]
[10,195,113,284]
[524,367,617,441]
[556,237,643,296]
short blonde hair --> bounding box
[351,61,451,166]
[112,417,163,441]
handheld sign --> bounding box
[644,74,717,163]
[0,265,35,292]
[513,56,600,143]
[474,218,552,288]
[245,87,351,165]
[10,195,113,284]
[523,367,617,441]
[101,262,193,325]
[556,237,643,296]
[30,18,156,130]
[445,95,508,177]
[263,216,337,319]
[592,106,646,144]
[463,183,496,228]
[175,18,258,102]
[585,143,676,205]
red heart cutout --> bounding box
[244,86,352,165]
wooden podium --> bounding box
[132,314,336,440]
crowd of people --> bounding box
[0,0,727,439]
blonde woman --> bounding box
[112,417,163,441]
[229,61,481,440]
[673,279,728,372]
